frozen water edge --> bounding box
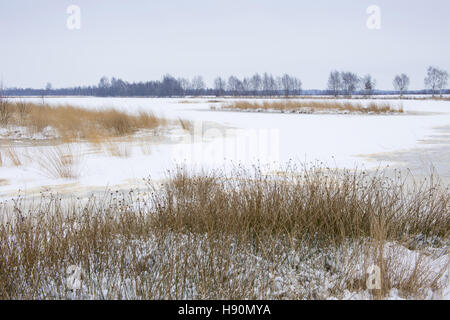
[0,97,448,300]
[1,96,449,199]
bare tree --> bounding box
[280,74,294,98]
[262,73,271,96]
[214,77,226,96]
[250,73,262,96]
[341,72,359,97]
[393,74,410,97]
[191,76,205,95]
[292,77,302,96]
[269,75,277,96]
[242,77,251,96]
[161,74,182,97]
[177,77,190,96]
[424,66,447,97]
[327,71,342,97]
[262,73,277,96]
[361,74,376,97]
[228,76,241,96]
[437,69,449,98]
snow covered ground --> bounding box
[0,96,449,300]
[0,96,449,200]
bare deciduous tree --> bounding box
[214,77,226,96]
[262,73,271,96]
[292,77,302,96]
[327,71,342,97]
[191,76,205,95]
[177,77,190,95]
[280,74,294,98]
[228,76,241,96]
[393,74,410,97]
[437,69,448,98]
[424,66,448,97]
[242,77,251,96]
[341,72,360,97]
[262,73,277,97]
[250,73,262,96]
[361,74,376,97]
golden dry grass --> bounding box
[221,101,403,114]
[0,165,448,299]
[1,101,169,142]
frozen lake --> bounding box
[1,97,449,199]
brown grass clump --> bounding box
[178,118,194,134]
[1,101,169,142]
[220,101,403,114]
[2,145,22,167]
[0,164,447,300]
[0,99,12,125]
[34,145,80,179]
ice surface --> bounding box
[0,97,449,199]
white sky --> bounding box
[1,0,449,90]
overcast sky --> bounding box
[1,0,449,90]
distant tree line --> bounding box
[4,66,449,98]
[5,74,302,98]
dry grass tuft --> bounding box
[0,100,12,125]
[2,145,22,167]
[178,118,194,134]
[220,100,403,114]
[34,145,80,179]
